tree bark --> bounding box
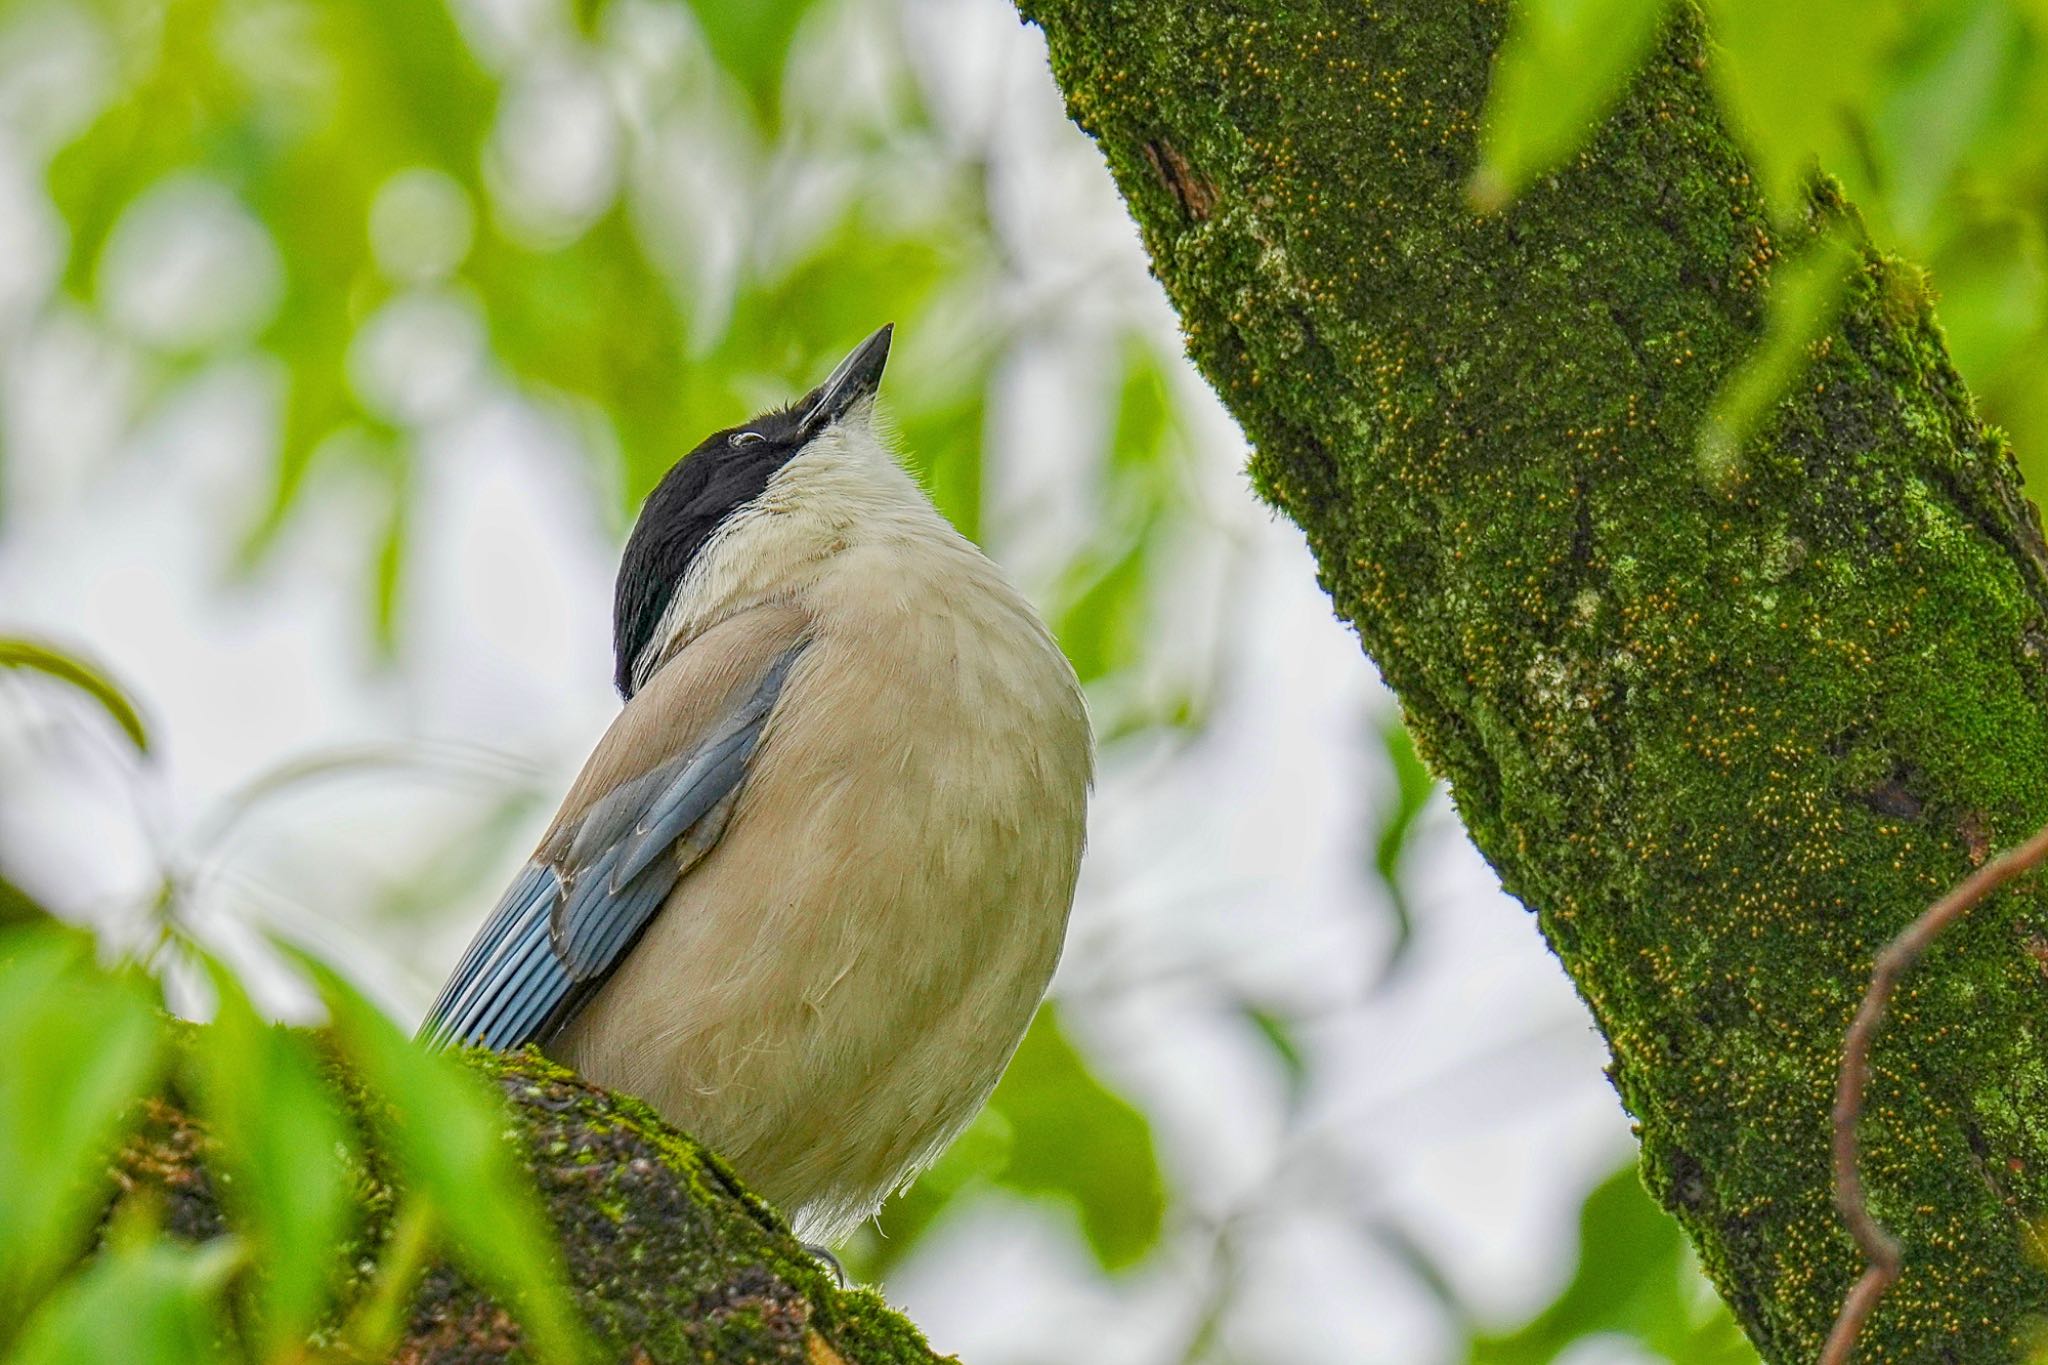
[1016,2,2048,1360]
[114,1049,943,1365]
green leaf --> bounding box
[1700,0,1903,218]
[371,456,410,658]
[1374,716,1435,886]
[468,210,700,513]
[0,637,151,755]
[684,0,825,128]
[894,352,991,546]
[299,957,590,1363]
[1107,337,1174,476]
[983,1004,1165,1271]
[1369,714,1438,981]
[184,965,357,1360]
[1470,1162,1757,1364]
[0,872,49,929]
[9,1225,240,1365]
[48,0,496,586]
[1698,227,1859,488]
[1923,216,2047,381]
[0,926,168,1337]
[1050,340,1180,691]
[339,1198,437,1361]
[1235,1001,1309,1109]
[855,1004,1164,1278]
[1471,0,1674,210]
[704,221,967,507]
[1868,0,2021,242]
[1977,329,2048,494]
[846,1109,1013,1280]
[1050,517,1155,688]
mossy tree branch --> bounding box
[115,1049,944,1365]
[1016,1,2048,1359]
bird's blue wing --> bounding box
[419,642,805,1051]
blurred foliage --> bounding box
[11,0,1192,673]
[678,0,822,126]
[0,870,47,927]
[183,965,357,1359]
[1478,0,2048,488]
[1051,338,1199,739]
[1697,223,1860,487]
[8,1215,242,1365]
[1367,711,1438,983]
[848,1002,1166,1279]
[978,1006,1165,1269]
[0,636,151,754]
[1234,999,1309,1111]
[0,925,167,1333]
[1468,1164,1758,1365]
[1470,0,1670,214]
[304,954,590,1362]
[0,917,588,1362]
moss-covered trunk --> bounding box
[1016,2,2048,1359]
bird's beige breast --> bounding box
[552,548,1089,1239]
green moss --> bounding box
[1019,0,2048,1359]
[115,1045,944,1364]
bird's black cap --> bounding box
[611,325,894,697]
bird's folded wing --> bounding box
[419,605,811,1050]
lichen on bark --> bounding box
[113,1047,944,1364]
[1017,0,2048,1359]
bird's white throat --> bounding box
[630,406,955,694]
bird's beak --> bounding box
[795,324,893,439]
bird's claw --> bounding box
[803,1242,847,1286]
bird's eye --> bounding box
[729,431,766,448]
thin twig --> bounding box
[1821,819,2048,1365]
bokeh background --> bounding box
[20,0,2048,1360]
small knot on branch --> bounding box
[1141,138,1219,222]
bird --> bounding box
[419,324,1092,1244]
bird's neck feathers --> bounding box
[628,411,961,692]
